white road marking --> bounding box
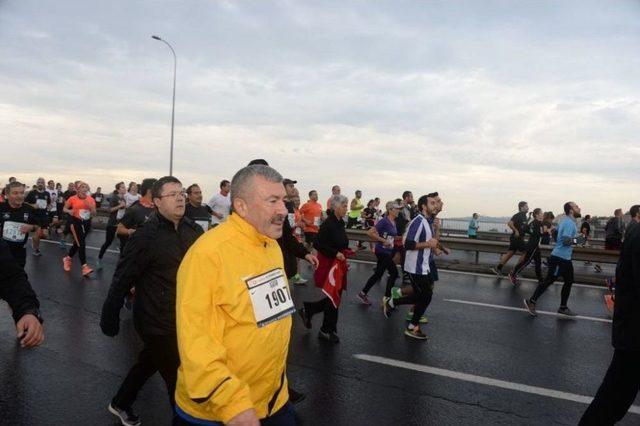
[39,237,119,254]
[444,298,612,324]
[353,354,640,415]
[347,259,607,290]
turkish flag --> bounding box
[321,258,348,308]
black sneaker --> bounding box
[508,272,519,286]
[108,403,141,426]
[382,297,394,319]
[318,330,339,343]
[523,299,537,316]
[298,307,311,329]
[32,249,42,257]
[489,266,502,277]
[557,307,577,317]
[288,386,306,405]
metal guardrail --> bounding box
[345,229,620,265]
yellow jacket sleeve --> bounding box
[176,248,254,423]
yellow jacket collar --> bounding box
[229,213,275,246]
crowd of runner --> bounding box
[1,168,639,426]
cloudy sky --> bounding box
[1,0,639,217]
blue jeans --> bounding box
[174,402,296,426]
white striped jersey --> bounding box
[403,214,433,275]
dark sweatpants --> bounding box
[530,255,574,307]
[580,350,640,425]
[393,273,434,327]
[362,252,398,297]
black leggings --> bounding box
[99,225,117,259]
[362,253,398,297]
[530,255,574,306]
[304,297,338,333]
[68,220,89,265]
[580,349,640,425]
[393,273,434,326]
[512,246,543,282]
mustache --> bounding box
[271,214,285,224]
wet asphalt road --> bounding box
[0,230,637,426]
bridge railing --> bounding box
[345,229,620,265]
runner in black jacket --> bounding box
[100,176,203,426]
[509,208,544,285]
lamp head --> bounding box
[151,35,161,40]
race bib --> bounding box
[3,221,26,242]
[36,199,47,209]
[196,220,209,232]
[116,209,125,220]
[245,268,295,328]
[79,209,91,220]
[288,213,295,228]
[313,216,321,227]
[95,196,102,202]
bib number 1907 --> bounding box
[265,287,291,310]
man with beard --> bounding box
[524,202,585,317]
[184,184,213,232]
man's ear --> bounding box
[233,198,248,218]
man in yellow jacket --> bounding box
[174,165,295,426]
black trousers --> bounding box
[68,220,90,265]
[112,334,180,410]
[99,225,117,259]
[530,255,574,307]
[393,273,434,326]
[304,297,338,333]
[580,349,640,425]
[362,253,398,297]
[512,246,543,282]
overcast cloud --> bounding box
[1,0,639,217]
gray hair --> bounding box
[329,194,348,210]
[230,165,283,204]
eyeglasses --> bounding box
[158,190,186,199]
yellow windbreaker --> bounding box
[174,214,292,423]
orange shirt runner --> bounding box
[300,200,323,234]
[67,195,96,221]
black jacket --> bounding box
[612,221,640,350]
[277,202,309,278]
[314,213,349,258]
[0,239,40,323]
[101,211,203,336]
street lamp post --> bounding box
[151,35,177,176]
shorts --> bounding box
[34,214,50,228]
[304,232,317,245]
[605,238,622,251]
[508,237,526,252]
[48,211,61,223]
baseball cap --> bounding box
[283,178,297,186]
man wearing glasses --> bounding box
[100,176,203,426]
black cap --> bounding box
[248,159,269,166]
[283,178,297,185]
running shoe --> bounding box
[489,266,502,277]
[96,258,103,270]
[594,265,603,273]
[356,291,372,305]
[557,307,577,317]
[290,274,307,285]
[32,249,42,257]
[318,330,339,343]
[523,298,537,316]
[405,311,428,324]
[604,294,614,318]
[391,287,403,299]
[298,307,312,329]
[108,402,141,426]
[382,297,394,319]
[404,325,427,340]
[81,264,93,277]
[63,256,72,272]
[508,272,519,286]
